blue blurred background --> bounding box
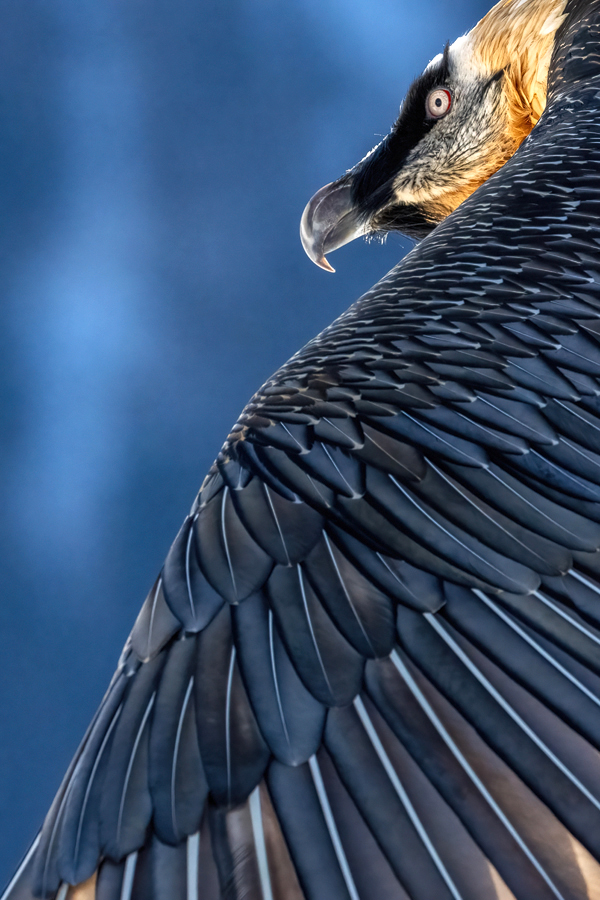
[0,0,489,884]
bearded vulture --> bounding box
[5,0,600,898]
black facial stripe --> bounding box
[373,201,438,240]
[350,43,452,216]
[441,40,451,74]
[483,68,505,92]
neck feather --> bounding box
[471,0,568,139]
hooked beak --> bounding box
[300,180,369,272]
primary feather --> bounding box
[6,0,600,898]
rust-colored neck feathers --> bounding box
[471,0,568,142]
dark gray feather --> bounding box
[233,592,325,765]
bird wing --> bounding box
[8,3,600,900]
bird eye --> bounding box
[426,88,452,119]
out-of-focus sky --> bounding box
[0,0,489,884]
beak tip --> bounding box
[317,256,336,273]
[300,218,335,272]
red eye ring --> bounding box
[426,88,452,119]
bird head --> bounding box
[301,0,568,271]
